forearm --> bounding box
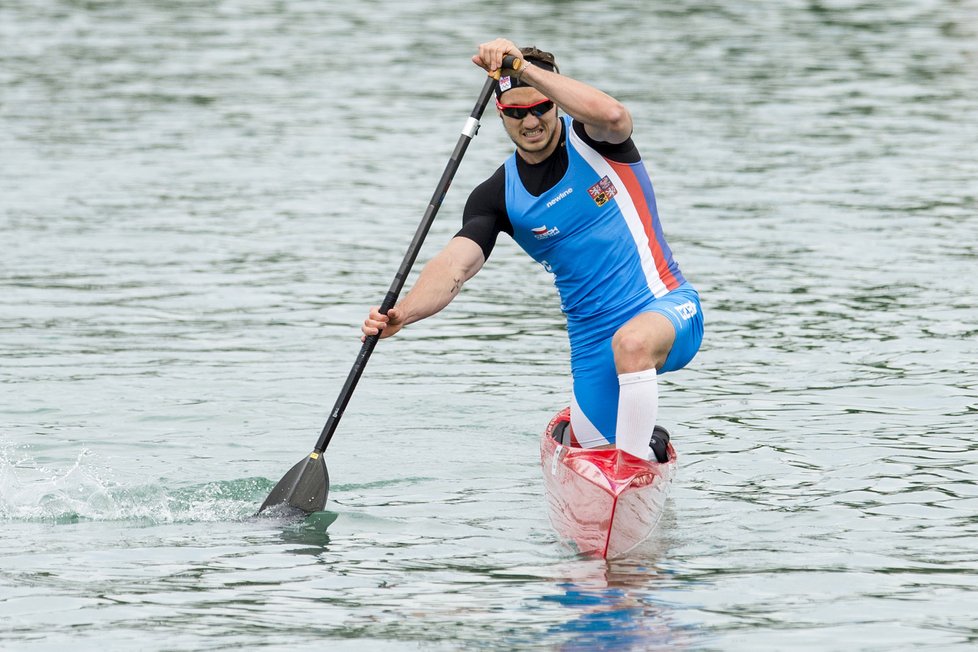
[396,257,465,325]
[519,63,632,143]
[397,238,484,326]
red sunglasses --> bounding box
[495,98,555,120]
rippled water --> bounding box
[2,0,977,649]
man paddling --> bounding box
[362,38,703,461]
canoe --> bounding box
[539,407,677,559]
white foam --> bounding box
[0,442,260,523]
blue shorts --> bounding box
[569,283,704,447]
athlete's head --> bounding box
[495,46,561,162]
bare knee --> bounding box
[612,329,658,373]
[612,314,676,374]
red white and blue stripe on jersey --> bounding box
[505,115,685,338]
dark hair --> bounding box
[520,46,559,74]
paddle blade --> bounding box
[257,452,329,516]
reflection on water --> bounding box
[543,585,676,651]
[2,0,978,649]
[538,556,693,651]
[278,511,336,555]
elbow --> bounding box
[604,102,632,137]
[445,236,487,282]
[457,255,485,283]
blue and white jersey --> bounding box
[505,116,685,344]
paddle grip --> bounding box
[491,55,523,80]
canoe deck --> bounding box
[539,408,677,559]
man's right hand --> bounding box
[361,306,404,342]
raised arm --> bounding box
[473,38,633,144]
[361,236,486,340]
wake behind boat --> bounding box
[540,408,677,559]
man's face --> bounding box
[497,88,560,162]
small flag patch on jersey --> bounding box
[588,176,618,206]
[531,224,560,240]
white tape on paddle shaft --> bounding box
[461,117,480,138]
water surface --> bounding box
[2,0,977,649]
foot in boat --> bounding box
[551,419,571,445]
[650,425,670,463]
[550,415,671,463]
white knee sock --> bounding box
[615,369,658,459]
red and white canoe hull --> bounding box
[540,408,677,559]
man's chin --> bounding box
[519,132,555,153]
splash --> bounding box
[0,442,271,524]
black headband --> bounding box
[495,59,558,99]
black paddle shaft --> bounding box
[313,57,520,453]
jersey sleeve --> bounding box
[456,164,513,261]
[572,119,641,164]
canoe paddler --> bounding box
[362,38,704,461]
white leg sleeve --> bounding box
[614,369,658,459]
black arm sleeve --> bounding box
[456,164,513,261]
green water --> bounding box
[2,0,977,649]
